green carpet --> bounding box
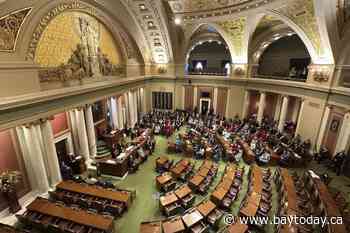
[102,131,350,233]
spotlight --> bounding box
[174,17,182,25]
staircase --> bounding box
[95,140,111,159]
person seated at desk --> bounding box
[333,150,346,175]
[195,145,205,159]
[258,150,271,164]
[279,150,291,166]
[175,136,183,152]
[235,149,243,163]
[154,124,161,134]
[60,161,73,180]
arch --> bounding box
[15,0,148,65]
[185,22,236,63]
[249,10,319,64]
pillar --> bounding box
[68,110,80,153]
[335,112,350,154]
[242,90,250,119]
[274,95,283,122]
[193,86,198,110]
[316,105,331,151]
[257,92,266,124]
[84,105,97,158]
[278,96,289,132]
[295,99,306,136]
[213,87,218,114]
[16,125,50,193]
[117,96,124,129]
[75,108,90,164]
[124,92,130,127]
[40,119,62,186]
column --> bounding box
[257,92,266,124]
[274,95,283,122]
[133,91,138,123]
[213,87,218,114]
[117,96,124,129]
[335,111,350,154]
[17,125,50,193]
[75,108,90,164]
[128,91,135,127]
[278,96,289,132]
[316,105,331,151]
[68,110,80,153]
[193,86,198,110]
[292,98,302,123]
[109,98,119,130]
[242,90,250,119]
[124,92,130,127]
[295,99,306,136]
[40,119,62,186]
[84,105,97,158]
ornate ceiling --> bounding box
[121,0,172,64]
[165,0,277,20]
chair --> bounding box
[182,194,195,209]
[207,209,224,227]
[104,204,121,217]
[47,223,61,233]
[77,198,89,209]
[190,221,210,233]
[90,201,104,213]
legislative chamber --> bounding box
[0,0,349,233]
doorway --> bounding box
[200,98,211,115]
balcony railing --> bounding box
[253,74,306,82]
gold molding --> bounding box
[26,1,98,61]
[0,7,32,52]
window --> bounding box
[152,92,173,110]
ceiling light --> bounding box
[174,17,182,25]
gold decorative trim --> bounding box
[26,1,98,60]
[0,7,32,52]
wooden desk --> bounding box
[182,209,203,228]
[198,167,210,177]
[189,175,205,190]
[313,178,347,233]
[140,221,162,233]
[175,185,192,199]
[280,169,298,212]
[162,217,185,233]
[170,165,186,178]
[27,198,113,232]
[156,174,172,189]
[239,192,261,217]
[160,192,179,208]
[227,222,248,233]
[210,187,227,205]
[196,200,216,217]
[202,160,213,169]
[56,181,131,206]
[156,156,169,169]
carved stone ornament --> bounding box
[26,1,97,60]
[0,8,32,52]
[39,43,125,83]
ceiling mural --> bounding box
[122,0,172,64]
[274,0,324,57]
[0,8,31,52]
[216,17,246,60]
